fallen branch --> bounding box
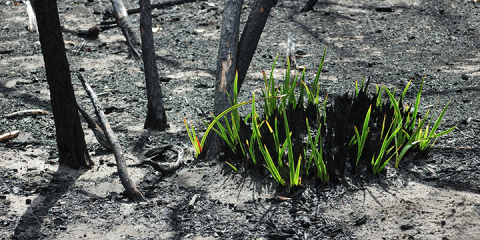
[76,103,111,150]
[103,0,207,19]
[6,109,49,119]
[0,130,20,142]
[77,73,145,202]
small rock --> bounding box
[188,194,199,208]
[53,218,65,225]
[441,220,446,226]
[86,25,101,38]
[461,117,472,124]
[400,224,414,231]
[26,199,32,204]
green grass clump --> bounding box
[184,49,456,187]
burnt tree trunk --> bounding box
[236,0,274,91]
[34,0,93,169]
[140,0,168,130]
[206,0,244,159]
[300,0,318,12]
[111,0,142,59]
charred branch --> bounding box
[78,73,146,202]
[110,0,142,59]
[76,103,112,151]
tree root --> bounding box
[134,145,185,174]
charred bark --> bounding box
[206,0,244,159]
[110,0,142,59]
[140,0,168,131]
[78,73,146,202]
[33,0,93,169]
[236,0,274,90]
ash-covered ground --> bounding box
[1,0,480,239]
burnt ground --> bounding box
[1,0,480,239]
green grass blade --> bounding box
[299,68,306,107]
[401,79,412,102]
[293,155,302,186]
[274,117,280,155]
[411,77,425,129]
[312,46,326,96]
[262,145,286,186]
[282,108,295,186]
[183,118,201,156]
[225,161,237,172]
[428,100,451,138]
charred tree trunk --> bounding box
[206,0,244,159]
[34,0,93,169]
[140,0,168,130]
[110,0,142,59]
[236,0,274,91]
[300,0,318,12]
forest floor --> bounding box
[1,0,480,239]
